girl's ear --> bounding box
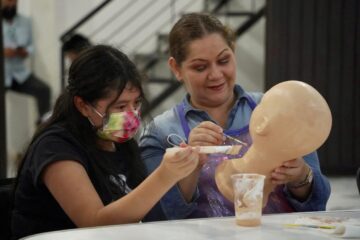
[74,96,91,117]
[168,57,183,82]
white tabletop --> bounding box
[22,210,360,240]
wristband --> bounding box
[288,167,313,189]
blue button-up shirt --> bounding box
[140,84,330,220]
[3,14,33,87]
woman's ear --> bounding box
[74,96,91,117]
[168,57,182,81]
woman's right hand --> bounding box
[188,121,224,146]
[159,146,200,183]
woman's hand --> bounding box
[271,158,313,200]
[159,145,200,183]
[270,158,309,186]
[188,121,224,146]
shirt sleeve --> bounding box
[283,151,331,211]
[30,134,87,188]
[139,118,199,220]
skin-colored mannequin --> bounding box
[215,80,332,204]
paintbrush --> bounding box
[223,133,248,146]
[283,223,336,230]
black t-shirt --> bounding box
[11,125,133,239]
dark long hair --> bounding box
[17,45,146,188]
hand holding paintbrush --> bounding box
[166,122,246,156]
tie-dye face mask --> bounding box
[91,108,141,143]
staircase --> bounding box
[60,0,266,119]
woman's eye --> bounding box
[194,65,206,72]
[219,58,229,64]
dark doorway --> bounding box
[266,0,360,175]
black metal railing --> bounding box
[60,0,113,89]
[100,1,154,42]
[60,0,113,42]
[87,0,139,39]
[235,6,266,37]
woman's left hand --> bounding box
[270,158,309,185]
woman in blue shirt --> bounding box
[139,13,330,220]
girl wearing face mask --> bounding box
[11,45,200,239]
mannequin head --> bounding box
[250,80,332,160]
[215,80,332,202]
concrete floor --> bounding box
[326,176,360,211]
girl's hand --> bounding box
[160,145,200,182]
[188,121,224,146]
[179,142,208,170]
[271,158,309,186]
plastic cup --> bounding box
[231,173,265,227]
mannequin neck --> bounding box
[234,146,282,175]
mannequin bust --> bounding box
[215,80,332,204]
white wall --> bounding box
[235,18,265,92]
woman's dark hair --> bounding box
[18,45,146,188]
[169,12,235,65]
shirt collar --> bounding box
[181,84,247,115]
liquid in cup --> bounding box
[231,173,265,227]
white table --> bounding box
[22,210,360,240]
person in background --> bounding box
[11,45,200,239]
[62,33,92,63]
[139,13,330,220]
[2,0,51,121]
[39,33,92,124]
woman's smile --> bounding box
[207,82,226,92]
